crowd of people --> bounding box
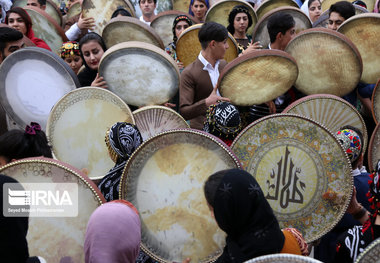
[0,0,380,262]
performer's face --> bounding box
[212,38,229,60]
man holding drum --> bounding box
[180,22,230,130]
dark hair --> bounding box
[0,27,23,54]
[79,32,107,69]
[37,0,46,6]
[0,128,52,163]
[329,1,355,20]
[5,7,33,36]
[227,5,253,35]
[308,0,321,7]
[172,14,192,43]
[267,12,295,43]
[339,125,364,166]
[198,22,228,50]
[111,6,132,19]
[138,0,157,5]
[204,169,228,208]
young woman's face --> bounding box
[7,12,27,35]
[191,0,207,21]
[64,55,83,74]
[308,0,321,23]
[81,40,104,70]
[233,12,249,35]
[175,21,190,40]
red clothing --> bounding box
[26,24,51,51]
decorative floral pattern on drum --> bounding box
[231,115,352,243]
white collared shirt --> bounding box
[198,52,221,95]
[352,168,361,177]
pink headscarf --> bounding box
[374,0,379,12]
[84,200,141,263]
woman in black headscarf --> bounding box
[98,122,143,202]
[204,169,308,262]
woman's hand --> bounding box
[77,14,95,30]
[241,41,263,55]
[91,73,108,89]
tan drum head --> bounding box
[338,13,380,84]
[218,49,298,106]
[312,5,369,28]
[231,114,352,242]
[132,0,174,18]
[205,0,258,36]
[25,7,68,52]
[285,28,362,97]
[46,87,134,180]
[245,254,323,263]
[368,123,380,171]
[255,0,299,20]
[283,94,368,154]
[133,105,189,141]
[102,17,164,49]
[252,6,311,49]
[0,157,105,262]
[0,24,35,47]
[120,129,241,262]
[176,24,238,67]
[99,41,180,107]
[66,1,82,20]
[355,237,380,263]
[13,0,63,27]
[151,10,197,48]
[82,0,136,34]
[371,79,380,124]
[173,0,191,13]
[0,47,79,130]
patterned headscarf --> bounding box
[336,128,362,163]
[172,14,193,43]
[203,102,242,144]
[59,41,80,59]
[367,160,380,216]
[105,122,143,164]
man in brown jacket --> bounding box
[180,22,230,130]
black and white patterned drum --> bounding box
[120,129,242,262]
[0,47,79,130]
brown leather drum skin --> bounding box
[82,0,135,34]
[253,6,312,50]
[176,24,238,67]
[99,41,180,107]
[285,28,362,97]
[338,13,380,84]
[25,6,68,52]
[102,17,164,49]
[218,49,298,106]
[255,0,299,20]
[371,78,380,124]
[151,10,197,48]
[204,0,258,36]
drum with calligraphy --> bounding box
[231,114,352,243]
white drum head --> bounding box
[0,47,79,130]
